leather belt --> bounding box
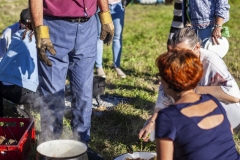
[54,16,90,23]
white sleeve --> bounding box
[1,28,12,50]
[220,78,240,99]
[154,84,175,112]
[204,54,240,99]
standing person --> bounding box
[139,27,240,141]
[29,0,114,158]
[183,0,230,45]
[155,48,240,160]
[165,0,184,50]
[0,8,30,60]
[96,0,127,78]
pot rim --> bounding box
[37,139,87,159]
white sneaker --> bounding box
[97,68,106,78]
[114,67,126,78]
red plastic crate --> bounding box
[0,118,35,160]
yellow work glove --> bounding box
[35,25,56,66]
[98,11,114,46]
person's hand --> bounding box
[212,25,222,45]
[138,120,155,142]
[35,25,56,66]
[185,23,192,27]
[98,11,114,45]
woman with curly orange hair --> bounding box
[155,48,240,160]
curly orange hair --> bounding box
[156,48,203,92]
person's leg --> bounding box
[167,1,184,49]
[38,17,75,143]
[196,27,212,46]
[1,84,23,117]
[111,2,125,68]
[110,2,126,78]
[69,16,97,144]
[95,12,104,69]
[9,86,35,118]
[14,87,41,117]
[1,83,40,117]
[1,85,22,103]
[95,10,106,78]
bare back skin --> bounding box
[176,92,224,129]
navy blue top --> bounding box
[155,94,240,160]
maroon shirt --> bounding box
[43,0,97,18]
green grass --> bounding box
[1,1,240,160]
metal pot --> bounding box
[36,139,88,160]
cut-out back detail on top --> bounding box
[197,114,224,129]
[155,94,240,160]
[180,99,224,129]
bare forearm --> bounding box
[151,112,159,122]
[215,16,224,26]
[29,0,43,27]
[97,0,109,12]
[195,86,240,103]
[156,138,174,160]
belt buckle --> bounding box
[77,18,81,23]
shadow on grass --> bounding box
[2,95,156,160]
[63,91,156,159]
[102,63,160,85]
[90,105,156,160]
[107,83,156,95]
[103,63,155,79]
[104,75,157,111]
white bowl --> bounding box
[203,37,229,58]
[114,152,156,160]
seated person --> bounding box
[0,13,39,117]
[155,48,240,160]
[139,26,240,141]
[0,8,30,60]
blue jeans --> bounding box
[196,27,212,46]
[95,2,125,68]
[39,16,97,144]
